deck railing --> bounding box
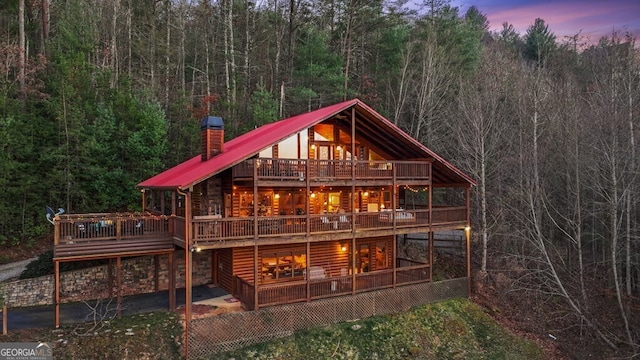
[55,206,465,246]
[234,276,255,310]
[258,281,307,307]
[397,258,431,285]
[432,206,467,224]
[237,259,430,309]
[55,212,170,244]
[179,206,464,244]
[232,158,430,181]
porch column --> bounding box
[141,189,146,211]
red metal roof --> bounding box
[138,99,476,190]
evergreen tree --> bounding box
[524,18,556,66]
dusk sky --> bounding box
[448,0,640,46]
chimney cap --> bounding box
[200,116,224,130]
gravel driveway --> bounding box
[0,258,36,283]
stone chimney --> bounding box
[200,116,224,161]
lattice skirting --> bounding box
[188,277,469,359]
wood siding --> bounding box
[233,246,255,284]
[310,241,349,277]
[218,248,233,293]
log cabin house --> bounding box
[51,99,475,327]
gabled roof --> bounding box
[138,99,476,190]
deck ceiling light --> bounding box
[191,244,202,253]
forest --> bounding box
[0,0,638,357]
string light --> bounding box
[402,185,428,193]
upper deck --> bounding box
[232,158,431,186]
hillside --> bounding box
[2,298,545,359]
[215,298,544,360]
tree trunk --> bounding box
[343,0,355,100]
[164,1,171,108]
[41,0,50,54]
[18,0,25,94]
[110,0,119,88]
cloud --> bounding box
[453,0,640,44]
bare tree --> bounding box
[455,44,512,274]
[18,0,25,94]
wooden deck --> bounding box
[189,206,467,248]
[234,258,431,310]
[232,158,431,184]
[53,212,174,261]
[52,206,467,259]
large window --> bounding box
[261,248,306,283]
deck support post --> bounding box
[108,259,114,298]
[465,187,472,297]
[116,256,122,318]
[2,305,6,335]
[154,255,160,292]
[351,237,356,295]
[429,231,434,282]
[183,189,192,360]
[211,250,217,285]
[306,241,311,302]
[253,244,259,310]
[169,251,176,311]
[428,184,433,281]
[54,260,60,328]
[392,234,397,287]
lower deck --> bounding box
[212,234,437,310]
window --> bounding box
[261,249,306,283]
[356,240,388,273]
